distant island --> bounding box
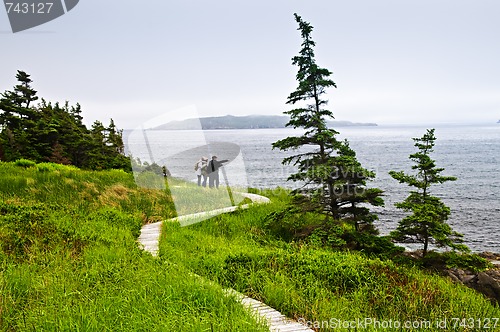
[152,115,378,130]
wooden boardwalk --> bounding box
[137,193,314,332]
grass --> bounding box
[166,178,247,217]
[0,161,267,331]
[1,249,267,330]
[2,160,499,331]
[0,161,246,222]
[159,189,500,331]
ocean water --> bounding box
[126,124,500,253]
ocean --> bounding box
[125,124,500,253]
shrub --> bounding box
[422,251,492,273]
[0,203,55,258]
[36,162,80,172]
[342,232,405,259]
[14,159,36,168]
[443,252,492,272]
[36,163,54,172]
[307,225,346,248]
[264,206,318,242]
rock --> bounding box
[447,268,477,284]
[402,250,424,260]
[461,274,477,284]
[447,270,461,283]
[479,251,500,261]
[475,271,500,302]
[488,260,500,268]
[449,269,500,304]
[478,271,500,292]
[443,255,500,304]
[480,252,500,267]
[404,250,500,304]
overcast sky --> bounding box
[1,0,499,128]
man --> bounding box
[207,155,228,188]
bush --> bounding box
[0,203,55,258]
[443,252,492,272]
[264,206,318,242]
[36,163,54,172]
[423,251,492,272]
[343,232,405,259]
[307,225,346,248]
[14,158,36,168]
[36,162,79,172]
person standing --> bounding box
[207,155,228,189]
[201,157,209,187]
[194,157,208,186]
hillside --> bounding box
[1,161,498,331]
[152,115,377,130]
[0,161,267,331]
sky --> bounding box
[1,0,499,129]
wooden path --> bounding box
[137,192,314,332]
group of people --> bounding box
[194,155,228,188]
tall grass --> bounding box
[0,161,268,331]
[167,178,247,217]
[0,161,241,222]
[1,249,268,330]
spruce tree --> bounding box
[273,14,383,229]
[336,141,384,232]
[0,70,39,160]
[389,129,468,256]
[0,70,38,114]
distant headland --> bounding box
[152,115,378,130]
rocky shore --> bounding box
[446,252,500,304]
[402,251,500,304]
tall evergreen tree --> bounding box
[273,14,383,228]
[0,70,38,114]
[389,129,468,256]
[0,70,40,160]
[335,141,384,232]
[105,119,125,154]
